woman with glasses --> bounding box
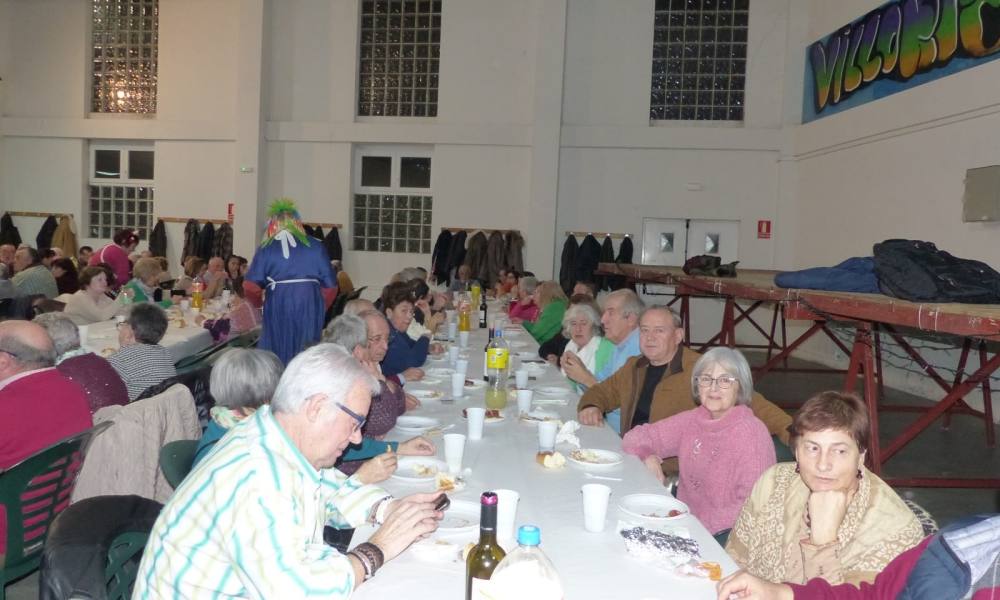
[621,347,775,534]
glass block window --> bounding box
[91,0,158,114]
[358,0,441,117]
[88,144,155,240]
[650,0,748,121]
[353,148,433,253]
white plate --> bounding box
[437,499,480,532]
[535,386,568,396]
[391,457,449,483]
[567,449,624,468]
[394,415,442,433]
[420,377,443,385]
[408,389,445,400]
[425,367,455,378]
[519,409,560,424]
[618,494,690,521]
[463,378,486,390]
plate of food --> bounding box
[394,415,442,434]
[425,367,455,378]
[519,409,561,424]
[464,378,486,390]
[535,386,569,396]
[392,457,449,483]
[462,408,505,423]
[618,493,690,522]
[408,389,445,400]
[568,448,624,468]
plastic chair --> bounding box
[0,423,108,600]
[105,530,152,600]
[159,440,199,490]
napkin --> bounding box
[556,420,581,448]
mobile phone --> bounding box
[434,493,451,511]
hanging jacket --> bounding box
[196,223,215,261]
[0,213,21,246]
[181,220,200,264]
[323,228,343,261]
[608,235,635,291]
[303,225,317,238]
[313,226,325,241]
[212,223,234,261]
[431,230,453,284]
[597,236,616,291]
[50,216,79,259]
[575,234,602,285]
[504,231,525,274]
[485,231,506,287]
[445,230,468,280]
[36,216,59,249]
[463,231,489,282]
[559,235,579,295]
[148,219,167,257]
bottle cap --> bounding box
[480,491,498,506]
[517,525,540,546]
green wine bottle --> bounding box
[466,491,506,600]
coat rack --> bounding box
[6,210,70,219]
[156,216,230,225]
[441,226,519,234]
[304,222,342,229]
[565,230,631,239]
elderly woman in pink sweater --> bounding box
[622,347,775,534]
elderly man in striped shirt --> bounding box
[134,343,444,599]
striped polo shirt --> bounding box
[133,406,389,599]
[107,343,177,401]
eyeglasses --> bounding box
[335,402,367,433]
[695,375,738,390]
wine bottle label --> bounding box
[486,348,508,369]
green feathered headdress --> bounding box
[260,198,311,248]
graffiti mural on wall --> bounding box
[803,0,1000,123]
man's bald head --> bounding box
[0,320,56,379]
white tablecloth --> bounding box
[352,312,737,600]
[80,312,214,363]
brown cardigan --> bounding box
[577,346,792,444]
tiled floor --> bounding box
[5,354,999,598]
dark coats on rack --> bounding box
[181,220,200,264]
[444,230,468,280]
[575,234,602,285]
[504,231,525,274]
[212,223,234,261]
[558,235,579,295]
[35,216,59,250]
[607,235,635,291]
[431,230,453,284]
[597,236,616,291]
[313,226,325,245]
[303,225,317,238]
[196,223,215,261]
[0,213,21,247]
[485,231,506,287]
[148,220,167,257]
[463,232,489,282]
[323,228,343,261]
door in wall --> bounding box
[640,218,688,266]
[687,219,740,263]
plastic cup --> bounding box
[494,489,520,544]
[455,359,469,378]
[581,484,612,532]
[448,322,457,341]
[514,368,529,389]
[451,373,466,399]
[516,389,533,414]
[466,407,486,440]
[537,420,558,452]
[448,346,460,363]
[446,309,457,322]
[459,331,470,348]
[443,433,466,474]
[77,324,89,346]
[180,299,190,311]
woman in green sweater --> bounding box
[523,280,568,344]
[121,257,174,309]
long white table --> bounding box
[352,312,737,600]
[79,307,214,363]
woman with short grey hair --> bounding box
[622,347,775,534]
[32,312,85,363]
[508,276,540,322]
[558,302,614,393]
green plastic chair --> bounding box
[159,440,199,489]
[174,329,260,374]
[0,423,108,600]
[105,530,152,600]
[773,435,795,462]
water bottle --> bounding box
[484,525,563,600]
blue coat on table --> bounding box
[381,327,429,377]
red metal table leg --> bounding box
[979,341,996,448]
[753,321,825,380]
[944,339,973,430]
[843,325,881,474]
[873,324,885,404]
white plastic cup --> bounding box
[451,373,466,399]
[514,368,529,389]
[581,484,612,532]
[448,346,460,363]
[537,420,558,452]
[466,407,486,440]
[459,330,470,348]
[77,324,89,346]
[443,433,466,474]
[447,321,458,341]
[455,359,469,378]
[494,489,520,544]
[180,299,190,311]
[516,389,533,414]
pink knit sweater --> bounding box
[622,404,775,534]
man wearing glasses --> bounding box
[134,343,444,600]
[576,306,792,447]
